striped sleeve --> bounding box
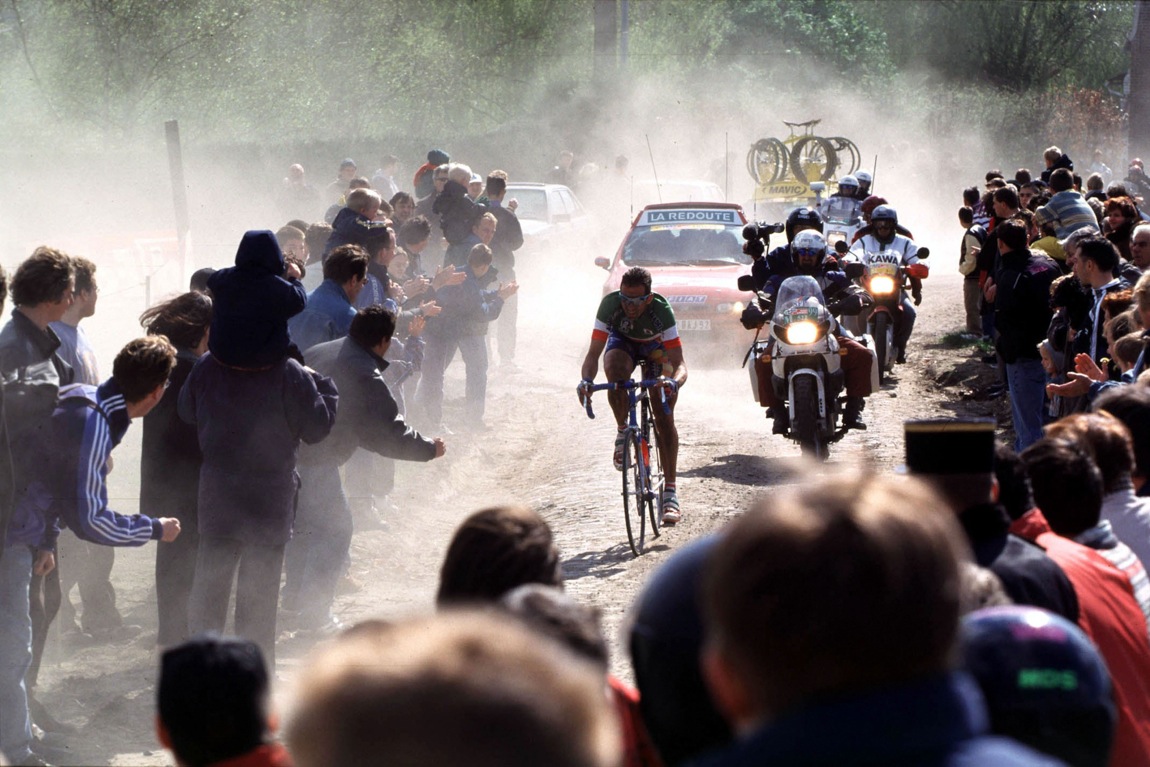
[72,406,158,546]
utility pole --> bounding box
[1129,2,1150,161]
[594,0,617,82]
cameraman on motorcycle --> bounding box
[818,175,864,225]
[847,204,929,364]
[740,208,875,433]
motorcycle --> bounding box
[840,244,930,384]
[738,274,847,459]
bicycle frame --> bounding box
[581,377,670,556]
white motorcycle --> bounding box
[743,275,854,459]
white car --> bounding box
[505,182,593,251]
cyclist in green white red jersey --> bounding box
[578,267,688,525]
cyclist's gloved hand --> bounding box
[577,379,593,402]
[660,377,679,395]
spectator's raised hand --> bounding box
[420,300,442,317]
[408,314,426,337]
[498,280,519,300]
[1074,352,1108,383]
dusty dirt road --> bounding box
[32,257,1009,765]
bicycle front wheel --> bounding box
[644,409,663,538]
[622,430,649,557]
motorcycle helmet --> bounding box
[837,175,859,196]
[961,606,1115,767]
[785,206,824,242]
[791,230,827,273]
[861,195,888,221]
[855,170,872,191]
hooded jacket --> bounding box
[207,231,306,369]
[324,206,391,259]
[433,180,482,245]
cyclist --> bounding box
[848,205,929,364]
[579,266,687,525]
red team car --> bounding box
[594,202,756,360]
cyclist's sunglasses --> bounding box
[619,291,651,307]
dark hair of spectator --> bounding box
[305,222,332,263]
[993,444,1035,521]
[485,173,508,198]
[986,169,1004,182]
[158,634,269,767]
[962,187,981,207]
[323,244,370,284]
[993,187,1020,210]
[1045,412,1137,494]
[468,244,493,267]
[1105,196,1138,224]
[140,292,213,351]
[500,584,609,668]
[348,305,396,349]
[1077,237,1121,274]
[996,220,1028,253]
[398,216,432,249]
[959,207,974,225]
[1021,438,1104,537]
[12,246,75,306]
[436,505,562,607]
[113,335,177,404]
[1049,168,1074,192]
[1094,386,1150,483]
[71,256,97,295]
[389,191,414,209]
[1015,168,1032,185]
[285,219,309,234]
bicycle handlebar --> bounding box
[580,378,672,420]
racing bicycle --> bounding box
[580,375,668,557]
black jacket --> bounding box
[960,503,1079,622]
[298,336,436,467]
[489,203,524,271]
[433,180,483,245]
[994,249,1059,362]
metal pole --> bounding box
[646,134,661,203]
[165,120,191,287]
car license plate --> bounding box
[679,319,712,331]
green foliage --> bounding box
[0,0,1136,149]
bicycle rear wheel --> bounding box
[622,430,649,557]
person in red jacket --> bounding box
[1003,442,1150,767]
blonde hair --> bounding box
[287,611,619,767]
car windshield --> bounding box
[508,189,548,222]
[621,223,751,266]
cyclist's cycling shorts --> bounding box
[607,332,669,376]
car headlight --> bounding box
[785,321,819,345]
[869,275,897,295]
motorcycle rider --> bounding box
[741,220,875,433]
[848,205,930,364]
[855,170,873,199]
[818,175,864,225]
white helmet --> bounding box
[792,230,828,273]
[856,170,872,186]
[838,175,859,191]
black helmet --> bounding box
[629,535,731,765]
[785,206,824,242]
[961,606,1116,767]
[870,204,898,226]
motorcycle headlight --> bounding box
[869,275,897,295]
[785,320,820,345]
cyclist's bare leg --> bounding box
[652,394,678,487]
[603,348,636,429]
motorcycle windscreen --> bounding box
[771,275,830,327]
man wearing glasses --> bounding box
[579,267,688,525]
